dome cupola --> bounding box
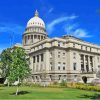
[27,10,45,28]
[23,10,47,46]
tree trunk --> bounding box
[16,77,20,95]
[8,81,9,87]
[7,78,9,87]
[16,85,19,95]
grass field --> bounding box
[0,86,100,100]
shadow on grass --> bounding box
[10,91,31,95]
[78,94,100,100]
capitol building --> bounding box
[22,10,100,83]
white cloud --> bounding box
[0,23,24,34]
[72,29,92,38]
[48,8,54,13]
[64,24,78,34]
[47,15,77,34]
[64,24,92,38]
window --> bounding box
[97,57,100,63]
[50,75,53,80]
[58,66,60,70]
[73,63,76,70]
[58,62,61,70]
[98,65,100,69]
[86,47,87,51]
[63,53,65,57]
[41,36,43,39]
[81,46,83,50]
[73,44,75,48]
[38,35,40,40]
[58,52,60,58]
[58,75,61,80]
[34,35,37,38]
[41,54,44,61]
[50,62,53,70]
[33,56,35,63]
[63,63,66,70]
[37,55,39,62]
[58,42,61,46]
[25,36,27,44]
[50,52,52,58]
[28,35,30,40]
[63,67,65,70]
[73,52,76,59]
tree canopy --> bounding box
[0,47,31,83]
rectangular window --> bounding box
[86,47,87,51]
[58,42,61,46]
[58,52,60,58]
[41,54,44,61]
[37,55,39,62]
[58,66,60,70]
[98,65,100,69]
[58,62,61,70]
[73,52,76,59]
[63,63,66,70]
[81,46,83,50]
[98,57,100,63]
[33,56,35,63]
[73,63,76,70]
[50,52,52,58]
[63,67,65,70]
[73,44,75,48]
[63,53,65,57]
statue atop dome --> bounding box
[35,10,39,17]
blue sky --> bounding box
[0,0,100,52]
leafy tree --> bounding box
[0,48,12,86]
[82,76,87,84]
[8,47,31,95]
[0,47,31,95]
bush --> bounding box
[0,84,5,87]
[53,81,58,85]
[21,83,41,87]
[60,80,66,86]
[66,83,100,92]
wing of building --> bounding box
[22,10,100,83]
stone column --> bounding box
[88,56,91,72]
[45,50,50,73]
[83,55,86,72]
[30,56,33,72]
[92,56,95,72]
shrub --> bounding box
[21,83,41,87]
[66,83,100,92]
[60,80,66,86]
[0,84,5,87]
[53,81,58,85]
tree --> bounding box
[82,76,87,84]
[0,48,12,86]
[0,47,31,95]
[8,47,31,95]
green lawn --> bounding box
[0,86,100,100]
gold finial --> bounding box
[35,10,39,17]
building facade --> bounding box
[23,10,100,83]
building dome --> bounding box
[27,10,45,28]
